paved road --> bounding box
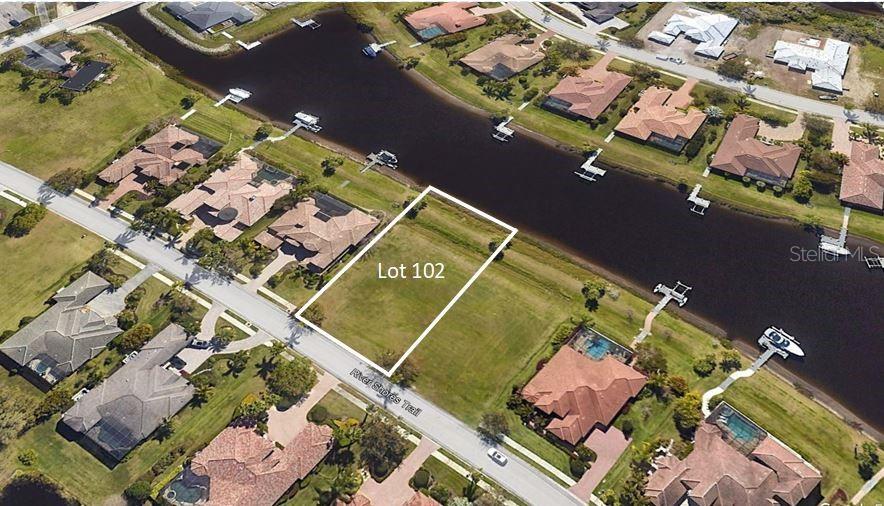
[0,161,585,506]
[511,2,884,127]
[0,2,138,55]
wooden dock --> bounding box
[574,150,606,182]
[687,184,710,215]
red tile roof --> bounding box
[547,53,632,120]
[710,114,801,182]
[839,141,884,211]
[404,491,442,506]
[98,125,206,185]
[615,80,706,143]
[521,346,646,445]
[646,423,821,506]
[460,33,551,80]
[404,3,485,36]
[190,423,332,506]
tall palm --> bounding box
[734,94,750,111]
[860,122,879,143]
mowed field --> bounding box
[309,194,510,363]
[0,30,185,178]
[0,199,104,333]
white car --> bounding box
[487,448,508,466]
[122,351,139,364]
[668,57,684,65]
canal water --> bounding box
[106,9,884,430]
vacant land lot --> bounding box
[0,30,186,178]
[0,199,104,333]
[308,194,509,363]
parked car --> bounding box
[668,57,684,64]
[819,94,838,101]
[190,338,212,349]
[72,388,89,402]
[122,351,139,364]
[487,448,508,466]
[655,54,668,61]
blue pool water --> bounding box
[418,25,446,40]
[582,337,612,360]
[722,413,761,444]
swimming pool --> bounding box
[571,327,633,362]
[163,477,206,505]
[417,25,446,40]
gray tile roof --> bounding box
[164,2,255,32]
[0,272,122,384]
[61,324,194,462]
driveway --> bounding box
[569,427,630,502]
[267,371,338,446]
[359,437,440,506]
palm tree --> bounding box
[860,122,879,143]
[734,93,750,111]
[332,418,363,448]
[463,474,482,502]
[325,465,362,503]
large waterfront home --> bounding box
[709,114,802,186]
[459,33,551,81]
[255,193,379,272]
[97,125,209,187]
[168,152,292,241]
[164,2,255,33]
[403,2,486,41]
[544,53,631,121]
[646,403,821,505]
[839,140,884,213]
[614,79,707,152]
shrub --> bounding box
[412,468,431,489]
[576,445,597,463]
[308,405,328,424]
[17,449,37,466]
[117,323,153,353]
[429,485,453,504]
[478,412,509,442]
[569,457,586,478]
[692,354,717,377]
[673,392,702,437]
[719,349,742,372]
[792,171,813,202]
[621,419,635,438]
[4,203,47,237]
[45,168,86,194]
[667,375,689,397]
[116,309,137,330]
[267,355,317,401]
[124,481,152,502]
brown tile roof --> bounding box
[710,114,801,182]
[547,53,632,120]
[191,423,333,506]
[404,3,485,36]
[839,141,884,211]
[614,80,706,143]
[646,423,820,506]
[460,33,551,80]
[335,495,371,506]
[521,346,646,445]
[255,194,379,271]
[98,125,206,185]
[169,153,292,241]
[404,491,442,506]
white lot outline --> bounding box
[295,186,518,377]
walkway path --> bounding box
[852,466,884,505]
[0,2,138,55]
[0,160,583,506]
[633,293,675,345]
[247,250,296,292]
[510,3,884,128]
[701,348,776,416]
[267,371,338,445]
[359,437,441,506]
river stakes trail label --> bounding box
[350,368,423,417]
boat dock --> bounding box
[362,41,396,58]
[687,184,710,215]
[633,281,692,344]
[574,149,606,182]
[214,88,251,107]
[361,150,399,173]
[236,40,261,50]
[866,256,884,271]
[293,111,322,133]
[492,116,515,142]
[819,206,851,256]
[292,18,321,30]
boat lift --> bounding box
[653,281,691,307]
[361,150,398,173]
[574,149,606,182]
[687,184,710,215]
[492,116,515,142]
[214,88,252,107]
[362,41,396,58]
[293,112,322,133]
[819,207,851,256]
[758,326,804,359]
[292,18,321,30]
[866,256,884,271]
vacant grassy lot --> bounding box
[310,195,507,362]
[0,31,188,179]
[347,4,884,244]
[0,347,271,504]
[0,199,104,333]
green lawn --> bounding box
[0,31,189,179]
[0,199,105,333]
[310,195,507,361]
[0,347,272,504]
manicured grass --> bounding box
[346,4,884,244]
[0,347,272,504]
[0,199,104,333]
[723,369,884,503]
[310,195,507,361]
[180,98,262,154]
[0,31,189,178]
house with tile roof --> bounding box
[61,324,194,465]
[646,404,821,506]
[0,272,122,388]
[614,80,707,152]
[404,3,485,41]
[164,423,332,506]
[521,346,646,445]
[544,53,631,121]
[459,33,552,81]
[709,114,802,186]
[839,141,884,213]
[164,2,254,33]
[255,193,379,272]
[97,125,209,187]
[169,153,293,241]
